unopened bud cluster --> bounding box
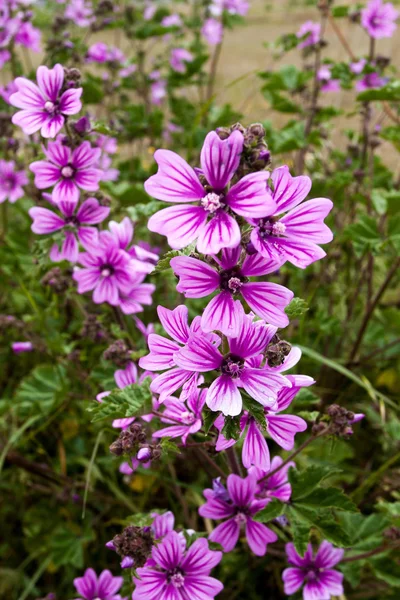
[327,404,355,436]
[217,122,271,177]
[103,339,132,367]
[112,525,154,568]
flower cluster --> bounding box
[0,0,41,69]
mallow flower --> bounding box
[282,541,344,600]
[29,195,110,263]
[250,456,295,503]
[132,531,223,599]
[73,568,125,600]
[0,159,28,204]
[10,63,82,138]
[249,165,333,268]
[153,387,206,444]
[175,314,290,416]
[145,130,276,254]
[199,474,277,556]
[30,140,103,204]
[171,246,292,337]
[361,0,398,39]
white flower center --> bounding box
[201,192,223,213]
[180,411,195,425]
[61,165,74,178]
[272,221,286,236]
[170,572,185,588]
[228,277,242,292]
[44,101,56,113]
[234,512,247,524]
[101,268,111,277]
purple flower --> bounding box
[210,0,249,17]
[296,21,321,48]
[146,131,276,254]
[171,246,292,336]
[150,79,167,106]
[10,64,82,138]
[12,341,33,353]
[30,140,102,204]
[139,305,215,401]
[356,71,388,91]
[170,48,194,73]
[199,473,277,555]
[361,0,398,39]
[202,18,223,45]
[153,387,206,444]
[250,456,295,503]
[86,42,109,63]
[162,14,182,27]
[350,58,367,74]
[73,568,125,600]
[283,541,344,600]
[29,196,109,263]
[175,314,290,416]
[0,49,11,69]
[0,159,28,204]
[65,0,95,27]
[14,21,41,52]
[249,165,333,269]
[73,232,150,306]
[132,531,223,600]
[0,81,17,104]
[317,66,341,92]
[214,350,312,468]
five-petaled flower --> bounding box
[132,530,223,600]
[30,140,103,205]
[0,160,28,204]
[171,245,292,336]
[10,64,82,138]
[175,314,290,416]
[282,541,344,600]
[145,130,276,255]
[249,165,333,269]
[361,0,398,39]
[73,568,125,600]
[199,473,278,555]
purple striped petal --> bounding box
[36,64,64,102]
[241,282,293,328]
[60,231,79,262]
[145,149,204,202]
[152,531,183,571]
[150,368,193,400]
[251,231,327,269]
[59,87,83,115]
[180,537,222,573]
[40,114,64,138]
[30,160,61,189]
[239,368,288,407]
[175,337,222,372]
[314,541,344,568]
[245,518,277,556]
[97,569,123,596]
[10,77,45,109]
[303,579,330,600]
[77,226,99,251]
[12,110,47,135]
[226,171,276,218]
[93,277,119,305]
[73,267,100,293]
[140,334,180,370]
[73,568,97,598]
[196,211,240,255]
[77,197,110,224]
[201,291,244,337]
[71,141,101,169]
[74,168,102,191]
[229,315,276,359]
[181,575,224,599]
[266,415,307,450]
[200,130,243,191]
[218,245,241,269]
[241,252,283,277]
[282,567,305,595]
[242,419,270,470]
[199,490,236,520]
[157,305,190,344]
[272,165,311,213]
[209,519,240,552]
[108,217,133,248]
[206,375,242,416]
[280,198,333,243]
[53,178,79,205]
[45,141,71,167]
[148,204,207,250]
[29,206,65,233]
[227,473,257,507]
[171,256,219,298]
[317,568,344,595]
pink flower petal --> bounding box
[272,165,311,213]
[10,77,45,109]
[201,291,244,337]
[40,114,65,138]
[209,519,240,552]
[36,64,64,102]
[171,256,219,298]
[242,419,270,470]
[226,171,276,218]
[196,211,240,255]
[239,368,288,407]
[282,567,305,595]
[53,178,79,204]
[157,305,190,344]
[266,414,307,450]
[241,282,293,328]
[59,87,83,115]
[206,375,242,416]
[245,518,277,556]
[12,110,47,135]
[30,160,61,189]
[145,149,205,202]
[200,130,243,191]
[29,206,65,233]
[148,204,207,250]
[280,198,333,244]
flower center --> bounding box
[3,176,15,190]
[180,410,195,425]
[64,216,79,227]
[219,267,246,294]
[221,354,244,378]
[101,265,114,277]
[167,568,185,588]
[305,568,320,581]
[201,192,223,213]
[44,101,57,114]
[61,165,74,178]
[234,511,248,525]
[258,218,286,238]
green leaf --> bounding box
[50,525,93,568]
[296,487,358,512]
[14,364,66,418]
[372,557,400,586]
[289,465,342,501]
[160,437,181,457]
[344,215,382,254]
[339,562,363,588]
[287,506,311,555]
[88,379,152,422]
[153,244,196,274]
[357,80,400,102]
[203,408,219,435]
[312,513,352,547]
[371,189,388,215]
[253,499,284,523]
[285,297,309,319]
[297,410,320,421]
[221,415,242,441]
[242,396,266,431]
[337,513,390,550]
[331,5,350,17]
